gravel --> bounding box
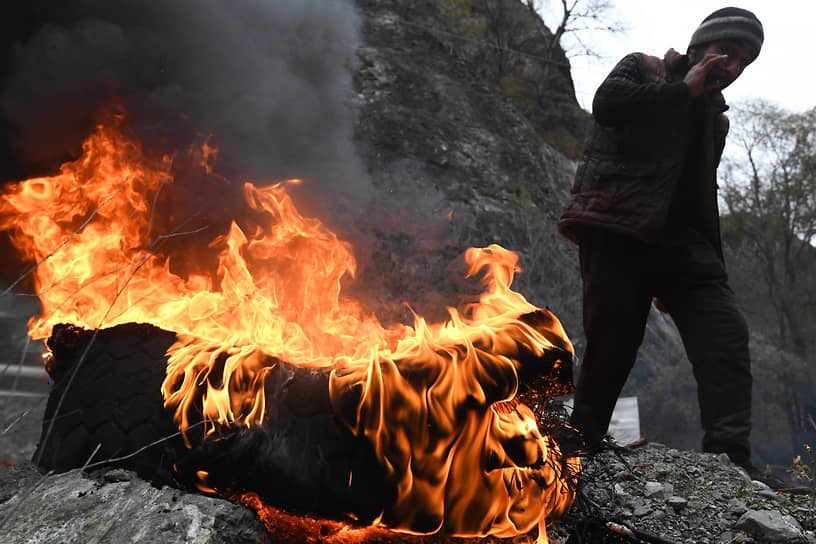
[550,441,816,544]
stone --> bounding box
[617,508,634,519]
[655,469,673,479]
[667,496,688,513]
[735,509,807,543]
[759,488,780,500]
[103,468,137,483]
[651,509,666,521]
[753,479,772,490]
[0,464,269,544]
[727,498,749,516]
[644,481,664,498]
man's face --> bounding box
[689,39,755,91]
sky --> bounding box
[542,0,815,113]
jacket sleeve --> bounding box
[592,53,691,126]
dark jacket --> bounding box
[558,50,729,255]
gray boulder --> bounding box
[734,509,807,543]
[0,464,268,544]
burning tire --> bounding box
[6,127,580,540]
[34,322,390,521]
[34,314,581,540]
[34,323,184,484]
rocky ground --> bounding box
[0,393,271,543]
[551,441,816,544]
[2,392,816,544]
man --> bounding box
[558,8,777,482]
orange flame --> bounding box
[0,117,578,541]
[330,246,577,539]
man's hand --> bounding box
[684,53,728,96]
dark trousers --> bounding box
[570,229,752,464]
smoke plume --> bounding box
[1,0,367,203]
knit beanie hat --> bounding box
[688,7,764,59]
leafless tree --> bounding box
[721,100,816,359]
[473,0,531,75]
[525,0,625,60]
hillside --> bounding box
[347,0,587,336]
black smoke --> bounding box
[0,0,375,291]
[0,0,367,203]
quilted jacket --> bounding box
[558,50,729,256]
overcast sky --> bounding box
[541,0,815,113]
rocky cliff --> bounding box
[348,0,586,337]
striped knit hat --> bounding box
[688,7,764,59]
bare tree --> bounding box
[475,0,530,75]
[525,0,625,60]
[720,100,816,359]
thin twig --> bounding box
[10,335,31,391]
[34,327,105,465]
[115,154,174,294]
[33,162,208,463]
[144,155,174,255]
[83,419,207,471]
[0,418,206,534]
[35,220,208,327]
[82,443,103,471]
[35,221,208,327]
[2,183,127,297]
[36,408,82,426]
[2,409,31,435]
[625,523,682,544]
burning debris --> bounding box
[1,117,581,542]
[0,7,583,542]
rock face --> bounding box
[349,0,586,335]
[0,463,270,544]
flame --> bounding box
[0,115,578,541]
[329,246,578,539]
